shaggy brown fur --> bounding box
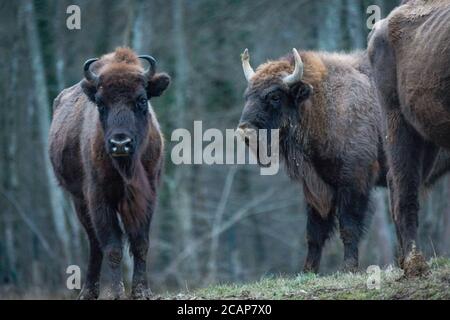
[239,49,386,273]
[49,47,170,299]
[368,0,450,276]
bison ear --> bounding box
[290,82,313,106]
[147,73,171,97]
[81,80,97,103]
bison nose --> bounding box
[238,122,250,130]
[236,122,256,139]
[109,135,134,156]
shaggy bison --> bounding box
[49,48,170,299]
[237,48,387,273]
[368,0,450,276]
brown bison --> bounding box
[368,0,450,276]
[237,48,387,273]
[49,48,170,299]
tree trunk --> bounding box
[317,0,344,51]
[131,0,147,53]
[171,0,200,283]
[207,166,237,282]
[23,0,71,264]
[345,0,365,49]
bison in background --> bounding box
[49,48,170,299]
[237,48,387,273]
[368,0,450,276]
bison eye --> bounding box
[136,97,148,113]
[268,92,281,104]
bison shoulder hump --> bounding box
[52,82,85,113]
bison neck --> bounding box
[280,114,335,218]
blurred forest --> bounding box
[1,0,449,298]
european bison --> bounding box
[237,48,387,273]
[368,0,450,276]
[49,48,170,299]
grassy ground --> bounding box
[2,258,449,300]
[160,258,450,300]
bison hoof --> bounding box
[403,248,430,278]
[303,264,319,274]
[78,285,99,300]
[341,260,358,273]
[104,282,126,300]
[131,284,153,300]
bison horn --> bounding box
[83,58,99,83]
[138,55,157,78]
[283,48,304,85]
[241,48,255,82]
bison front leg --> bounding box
[73,198,103,300]
[303,205,335,274]
[128,218,152,300]
[337,189,369,273]
[385,111,431,277]
[89,196,125,299]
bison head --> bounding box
[81,50,170,176]
[237,49,313,164]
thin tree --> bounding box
[23,0,71,264]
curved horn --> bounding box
[283,48,304,85]
[241,48,255,82]
[83,58,99,83]
[138,55,156,77]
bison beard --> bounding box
[117,161,153,236]
[242,128,273,168]
[112,155,136,181]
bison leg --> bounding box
[387,172,403,258]
[385,112,432,276]
[337,189,369,272]
[73,198,103,300]
[89,197,125,299]
[128,220,151,300]
[303,205,335,273]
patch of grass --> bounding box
[160,258,450,300]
